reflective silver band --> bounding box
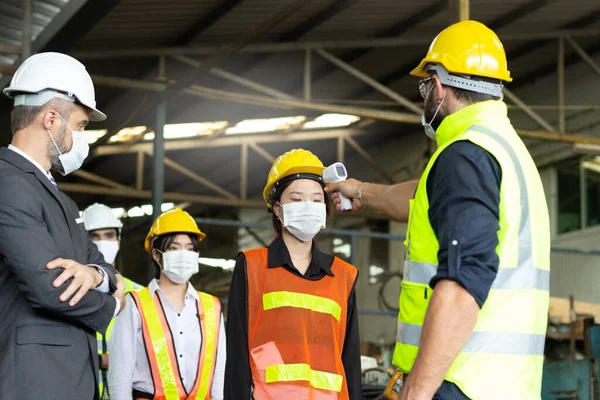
[397,321,545,356]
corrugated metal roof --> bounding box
[0,0,68,65]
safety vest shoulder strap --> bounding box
[188,291,221,399]
[130,288,185,400]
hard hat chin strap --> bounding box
[426,64,503,98]
[14,89,76,107]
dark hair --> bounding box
[11,98,75,134]
[448,75,502,104]
[151,233,200,279]
[270,179,331,236]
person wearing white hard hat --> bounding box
[0,52,126,400]
[83,202,143,399]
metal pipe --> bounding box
[580,159,587,230]
[304,49,311,101]
[345,136,395,183]
[0,43,21,55]
[558,37,566,133]
[503,88,556,132]
[350,235,357,266]
[136,151,144,190]
[152,102,166,221]
[69,29,600,59]
[21,0,32,59]
[315,48,422,115]
[249,142,276,163]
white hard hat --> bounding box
[82,203,123,233]
[3,52,106,121]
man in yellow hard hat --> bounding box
[327,20,550,399]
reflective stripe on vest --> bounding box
[130,288,220,400]
[263,291,342,321]
[396,321,546,355]
[265,363,343,392]
[393,105,550,400]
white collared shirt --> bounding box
[107,279,226,400]
[8,144,54,182]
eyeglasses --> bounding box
[418,76,434,100]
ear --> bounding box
[151,249,162,264]
[273,203,282,219]
[42,108,59,131]
[499,92,504,102]
[432,75,445,104]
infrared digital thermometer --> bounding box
[323,162,353,212]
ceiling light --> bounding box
[86,129,107,144]
[302,113,360,130]
[109,126,148,143]
[225,116,306,135]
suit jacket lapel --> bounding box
[0,148,79,247]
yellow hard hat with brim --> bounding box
[144,208,206,253]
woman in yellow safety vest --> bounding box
[224,149,362,400]
[108,208,226,400]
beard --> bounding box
[48,124,68,174]
[423,88,448,131]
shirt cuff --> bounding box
[113,297,121,318]
[90,264,110,293]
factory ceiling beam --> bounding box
[347,0,552,102]
[59,183,265,208]
[90,0,310,149]
[67,29,600,59]
[95,128,368,156]
[502,88,556,132]
[314,48,423,115]
[174,0,246,45]
[565,36,600,79]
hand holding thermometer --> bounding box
[322,162,353,212]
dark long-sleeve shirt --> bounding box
[426,140,502,399]
[224,235,361,400]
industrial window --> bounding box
[556,158,600,234]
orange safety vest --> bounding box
[130,287,221,400]
[245,248,358,400]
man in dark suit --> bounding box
[0,52,126,400]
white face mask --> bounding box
[280,201,326,242]
[95,240,119,264]
[158,250,199,284]
[47,113,90,176]
[421,87,446,141]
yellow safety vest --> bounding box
[393,101,550,400]
[98,276,142,398]
[130,287,221,400]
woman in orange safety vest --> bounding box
[224,149,361,400]
[107,208,226,400]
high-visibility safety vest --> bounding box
[129,287,221,400]
[97,276,141,398]
[393,101,550,400]
[244,248,358,400]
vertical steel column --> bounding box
[240,143,248,200]
[337,136,345,163]
[152,102,166,221]
[558,37,566,133]
[21,0,32,59]
[304,49,311,101]
[580,160,587,230]
[459,0,469,21]
[350,234,357,266]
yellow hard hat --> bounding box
[263,149,325,209]
[411,20,512,82]
[144,208,206,253]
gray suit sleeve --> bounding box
[0,173,117,333]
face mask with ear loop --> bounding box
[155,249,200,284]
[47,113,90,176]
[421,81,447,141]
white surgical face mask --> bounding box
[95,240,119,264]
[421,87,446,141]
[280,201,326,242]
[159,250,199,284]
[47,113,90,176]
